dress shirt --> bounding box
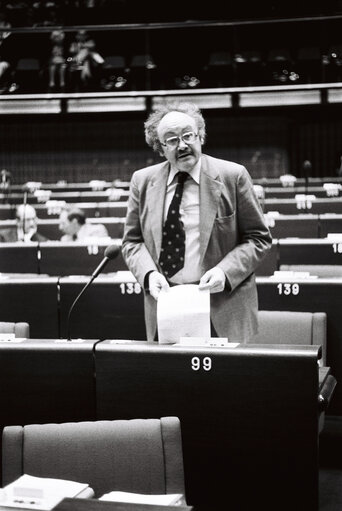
[163,158,201,284]
[17,228,35,242]
[61,222,109,242]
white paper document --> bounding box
[157,284,210,344]
[0,474,90,510]
[99,491,184,506]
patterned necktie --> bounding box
[159,171,188,279]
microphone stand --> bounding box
[302,160,312,214]
[66,244,120,341]
[0,170,11,205]
[66,275,96,341]
[22,188,28,238]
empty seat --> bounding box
[128,54,157,90]
[234,50,264,86]
[266,48,295,84]
[204,50,233,87]
[101,55,128,90]
[296,46,323,84]
[2,417,185,498]
[0,321,30,338]
[323,43,342,82]
[253,310,327,365]
[14,58,41,92]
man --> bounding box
[59,206,109,241]
[0,203,48,242]
[122,101,272,342]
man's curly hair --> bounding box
[144,101,206,156]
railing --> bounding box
[1,81,342,114]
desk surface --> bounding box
[55,497,193,511]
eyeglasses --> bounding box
[161,131,198,149]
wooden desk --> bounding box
[0,242,40,273]
[95,342,323,511]
[59,274,146,340]
[0,338,98,428]
[266,213,319,238]
[39,241,126,276]
[0,276,59,338]
[264,197,342,214]
[278,238,342,265]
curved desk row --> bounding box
[0,237,341,277]
[2,212,342,241]
[0,272,342,414]
[2,196,342,221]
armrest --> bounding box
[318,375,337,412]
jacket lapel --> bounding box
[146,161,169,258]
[199,156,223,265]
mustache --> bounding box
[177,149,192,157]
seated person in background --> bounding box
[68,29,104,91]
[0,203,48,242]
[48,29,67,91]
[59,206,109,241]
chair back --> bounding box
[253,310,327,365]
[0,322,30,338]
[2,417,185,498]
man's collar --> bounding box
[167,157,202,185]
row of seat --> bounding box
[4,175,342,193]
[2,196,342,221]
[1,210,342,240]
[2,185,342,204]
[5,44,342,93]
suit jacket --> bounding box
[0,228,48,242]
[122,154,272,342]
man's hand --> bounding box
[199,267,226,293]
[149,271,170,300]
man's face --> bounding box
[157,111,203,173]
[59,211,78,236]
[17,207,37,235]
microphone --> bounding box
[1,169,12,204]
[91,244,120,280]
[302,160,312,204]
[0,169,11,186]
[66,244,121,341]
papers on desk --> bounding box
[157,284,210,344]
[0,474,92,510]
[99,491,185,506]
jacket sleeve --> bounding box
[216,166,272,291]
[121,172,159,288]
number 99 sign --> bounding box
[191,356,212,371]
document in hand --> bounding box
[157,284,210,344]
[99,491,185,506]
[0,474,93,510]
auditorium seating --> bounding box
[0,321,30,338]
[2,417,185,498]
